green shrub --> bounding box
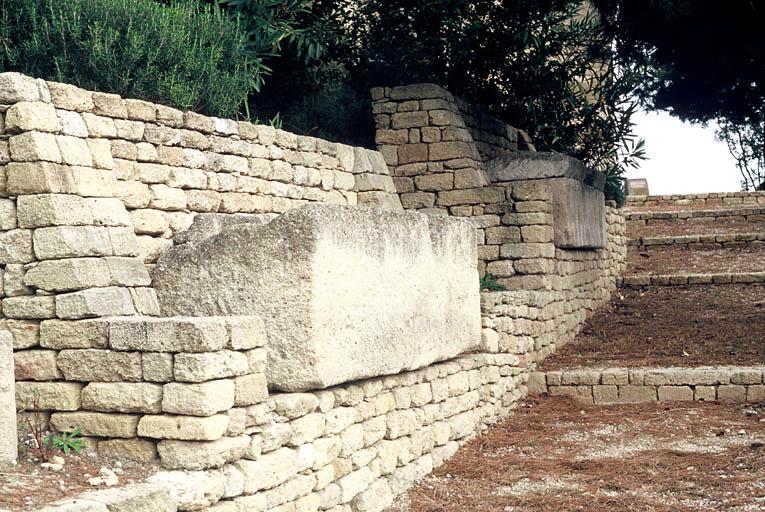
[0,0,257,117]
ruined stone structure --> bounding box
[0,73,626,512]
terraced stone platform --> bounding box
[538,192,765,404]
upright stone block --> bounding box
[154,204,481,392]
[486,152,606,248]
[0,332,17,464]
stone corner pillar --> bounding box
[0,331,18,465]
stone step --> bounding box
[626,191,765,209]
[625,205,765,221]
[627,232,765,249]
[618,272,765,288]
[529,366,765,404]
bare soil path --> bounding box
[387,397,765,512]
[541,284,765,369]
[625,247,765,276]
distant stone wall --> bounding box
[626,191,765,209]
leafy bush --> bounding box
[0,0,257,117]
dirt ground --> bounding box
[541,284,765,369]
[387,397,765,512]
[626,247,765,275]
[0,428,155,511]
[628,217,765,238]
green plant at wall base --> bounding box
[0,0,256,118]
[45,428,86,455]
[480,274,507,292]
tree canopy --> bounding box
[593,0,765,188]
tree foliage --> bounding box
[257,0,646,201]
[0,0,257,117]
[593,0,765,189]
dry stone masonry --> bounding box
[0,74,629,512]
[533,367,765,403]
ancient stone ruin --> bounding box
[1,73,628,511]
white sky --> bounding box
[625,110,742,195]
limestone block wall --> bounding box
[371,83,626,287]
[1,73,629,512]
[0,72,402,268]
[14,316,269,471]
[626,191,765,209]
[535,366,765,404]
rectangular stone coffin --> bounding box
[486,152,606,249]
[153,204,481,392]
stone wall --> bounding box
[534,366,765,403]
[2,74,628,512]
[626,191,765,209]
[371,83,625,287]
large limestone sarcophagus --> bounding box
[153,204,480,392]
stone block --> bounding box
[9,131,61,162]
[154,204,481,392]
[0,73,48,103]
[107,317,229,353]
[57,349,142,382]
[2,295,56,319]
[15,381,82,410]
[173,351,250,383]
[77,484,175,512]
[5,102,62,133]
[81,382,163,413]
[138,414,229,441]
[0,229,34,264]
[47,81,94,111]
[149,470,226,511]
[17,194,92,228]
[32,226,125,260]
[717,385,747,402]
[13,349,61,381]
[51,412,138,438]
[162,380,235,416]
[547,178,606,249]
[158,435,249,471]
[235,447,300,493]
[234,372,268,406]
[40,319,109,349]
[0,332,17,464]
[657,386,693,401]
[747,385,765,401]
[98,438,158,463]
[617,386,657,403]
[142,352,174,382]
[55,287,136,319]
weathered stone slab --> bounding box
[0,331,17,464]
[626,178,649,196]
[547,177,606,249]
[154,204,480,391]
[171,213,276,245]
[485,151,605,190]
[485,152,606,249]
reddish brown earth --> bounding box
[625,246,765,275]
[387,397,765,512]
[541,284,765,369]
